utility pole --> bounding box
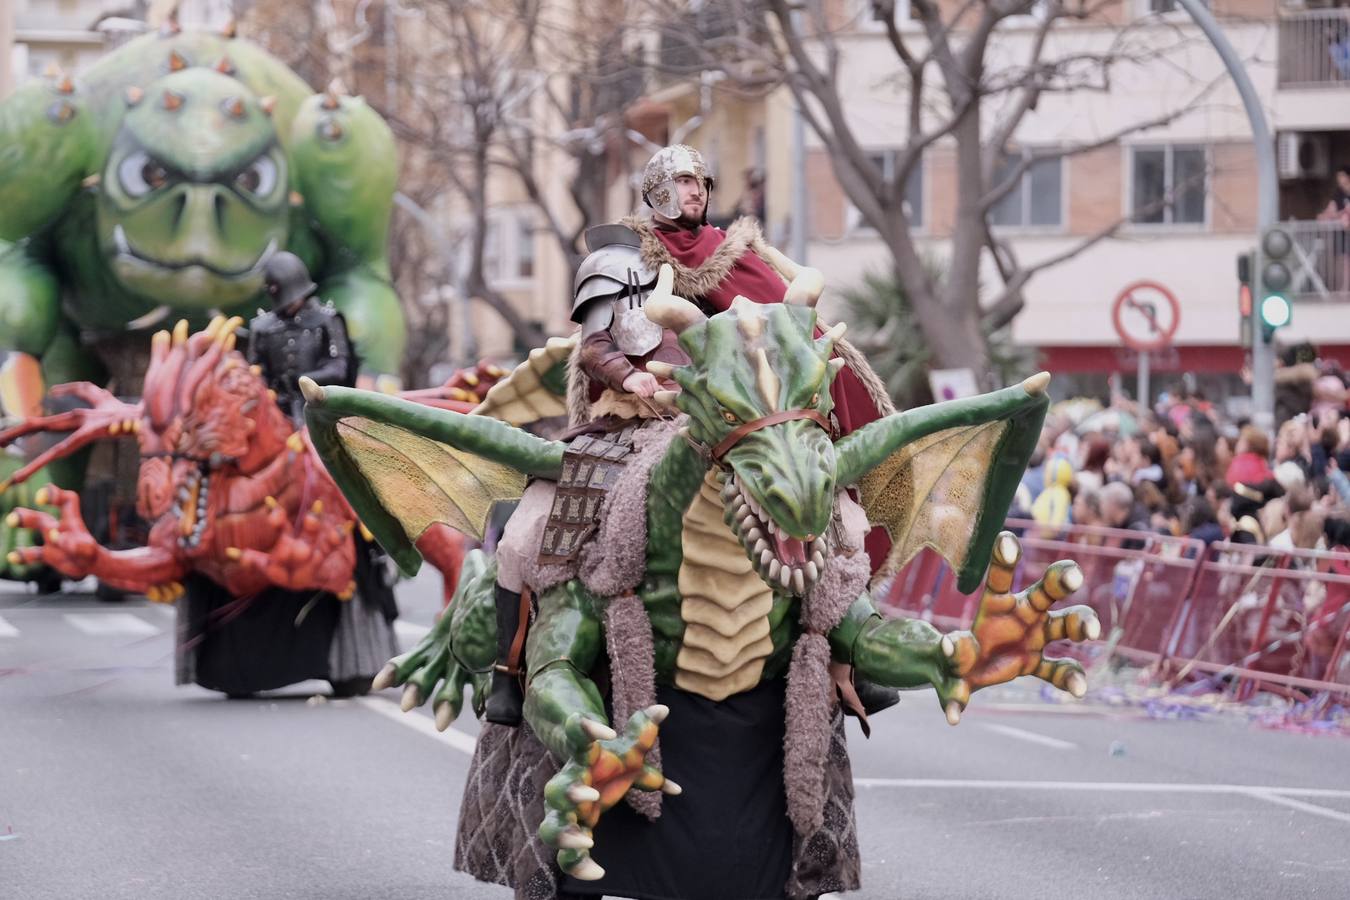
[1174,0,1277,430]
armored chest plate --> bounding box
[537,425,640,565]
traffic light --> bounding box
[1257,226,1294,339]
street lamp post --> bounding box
[1173,0,1278,430]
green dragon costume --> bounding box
[0,24,403,577]
[303,266,1100,899]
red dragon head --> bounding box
[136,315,292,551]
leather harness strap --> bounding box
[710,408,834,462]
[499,586,532,678]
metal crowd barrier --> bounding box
[877,521,1350,701]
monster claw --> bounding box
[264,496,278,509]
[1085,617,1102,641]
[1022,371,1051,396]
[4,512,18,528]
[940,634,955,657]
[400,683,421,712]
[1067,672,1087,699]
[47,528,60,543]
[7,551,22,566]
[434,701,456,732]
[557,828,594,850]
[286,433,304,453]
[358,523,374,542]
[644,703,669,724]
[579,718,617,743]
[945,701,962,726]
[34,487,49,505]
[571,858,605,881]
[146,585,163,602]
[660,778,682,796]
[372,663,398,692]
[310,500,324,515]
[1060,563,1084,594]
[567,785,601,804]
[298,377,325,405]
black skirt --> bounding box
[560,677,794,900]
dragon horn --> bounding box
[167,50,189,72]
[214,56,237,76]
[125,86,144,106]
[643,264,706,334]
[162,89,185,112]
[259,96,277,116]
[223,97,246,119]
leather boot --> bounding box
[484,583,526,726]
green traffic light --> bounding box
[1259,293,1291,328]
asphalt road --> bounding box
[2,571,1348,900]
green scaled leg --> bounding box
[525,581,679,881]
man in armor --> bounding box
[248,252,356,425]
[484,225,688,726]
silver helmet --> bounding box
[641,144,714,222]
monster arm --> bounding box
[0,243,62,419]
[829,595,949,690]
[522,580,607,761]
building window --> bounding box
[483,220,501,282]
[515,216,535,280]
[858,0,916,30]
[1130,145,1207,226]
[990,151,1063,228]
[1140,0,1208,15]
[847,150,924,232]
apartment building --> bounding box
[637,0,1350,394]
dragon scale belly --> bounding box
[674,471,775,701]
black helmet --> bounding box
[263,251,317,308]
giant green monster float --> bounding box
[303,265,1101,899]
[0,23,404,577]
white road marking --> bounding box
[62,612,160,637]
[854,778,1350,801]
[979,722,1078,750]
[394,620,431,644]
[0,615,18,637]
[1243,790,1350,825]
[355,695,477,755]
[152,604,177,619]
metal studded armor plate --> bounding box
[537,425,640,566]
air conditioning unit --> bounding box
[1277,132,1331,180]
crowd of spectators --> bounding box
[1014,346,1350,557]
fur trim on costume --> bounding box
[589,388,666,421]
[784,632,835,835]
[566,339,590,429]
[604,592,663,820]
[622,215,763,303]
[783,548,870,836]
[577,418,680,599]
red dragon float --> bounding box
[0,316,564,696]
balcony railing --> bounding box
[1285,219,1350,302]
[1278,9,1350,88]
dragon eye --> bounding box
[118,151,170,198]
[721,409,740,425]
[235,155,278,197]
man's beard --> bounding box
[673,207,704,229]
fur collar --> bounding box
[621,215,775,302]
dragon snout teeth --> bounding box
[722,472,827,597]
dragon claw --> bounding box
[940,634,955,657]
[945,701,963,726]
[660,778,682,796]
[579,718,618,743]
[644,703,669,724]
[1067,672,1087,699]
[372,662,397,692]
[557,827,595,850]
[567,785,601,804]
[570,858,606,881]
[400,683,422,712]
[1085,617,1102,641]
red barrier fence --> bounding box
[878,521,1350,700]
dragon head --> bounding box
[135,316,290,551]
[646,267,844,596]
[98,67,288,309]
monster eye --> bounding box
[118,151,170,198]
[235,155,278,197]
[721,408,740,425]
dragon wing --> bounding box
[303,381,564,576]
[835,374,1050,594]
